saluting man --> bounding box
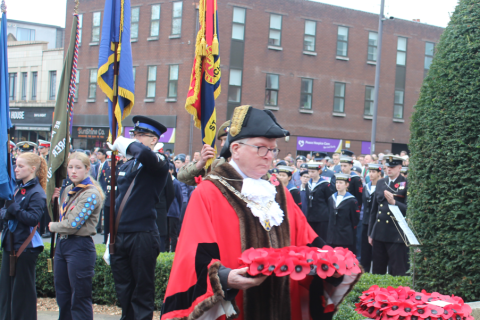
[107,115,169,320]
[368,155,408,276]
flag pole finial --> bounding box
[1,1,6,14]
[74,0,79,14]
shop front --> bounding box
[296,136,343,156]
[71,126,109,150]
[10,107,54,144]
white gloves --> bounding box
[107,136,135,160]
[154,143,164,153]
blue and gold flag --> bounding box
[98,0,134,140]
[185,0,221,168]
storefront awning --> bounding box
[13,124,52,131]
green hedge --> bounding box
[409,0,480,301]
[0,244,410,318]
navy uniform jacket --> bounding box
[326,192,359,246]
[320,166,336,192]
[156,173,175,237]
[101,163,114,205]
[1,177,45,252]
[96,161,109,191]
[306,178,334,222]
[299,186,308,216]
[167,178,183,218]
[286,181,302,208]
[368,175,408,243]
[362,182,376,226]
[348,172,363,210]
[115,142,169,233]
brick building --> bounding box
[65,0,444,155]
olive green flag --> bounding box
[46,15,78,219]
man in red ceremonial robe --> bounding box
[161,106,361,320]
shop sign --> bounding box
[296,136,342,153]
[73,127,108,139]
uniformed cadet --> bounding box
[306,161,334,241]
[299,166,309,216]
[0,153,47,320]
[314,152,336,192]
[177,120,230,186]
[49,152,104,320]
[107,115,169,319]
[16,141,37,153]
[326,173,360,254]
[368,155,408,276]
[400,166,409,178]
[339,155,363,211]
[291,155,306,187]
[333,149,354,173]
[275,165,302,207]
[38,139,51,162]
[360,163,382,272]
[101,156,114,244]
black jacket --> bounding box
[348,173,363,210]
[306,179,334,222]
[326,192,359,246]
[286,182,302,208]
[115,142,169,233]
[1,178,46,252]
[362,182,376,225]
[156,173,175,237]
[368,175,408,243]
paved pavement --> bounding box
[39,311,119,319]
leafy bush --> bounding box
[0,244,410,317]
[408,0,480,301]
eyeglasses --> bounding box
[134,132,156,138]
[238,142,280,157]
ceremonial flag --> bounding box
[0,7,15,200]
[46,14,79,219]
[185,0,221,168]
[97,0,134,140]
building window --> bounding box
[131,7,140,40]
[334,82,346,113]
[397,37,407,66]
[364,86,374,116]
[92,12,101,42]
[147,66,157,98]
[368,32,378,61]
[228,69,242,102]
[394,90,404,119]
[21,72,28,101]
[78,14,83,45]
[49,71,57,100]
[31,72,37,100]
[150,4,161,37]
[16,27,35,41]
[232,7,246,41]
[171,2,183,36]
[268,14,282,47]
[304,20,316,52]
[88,69,97,99]
[265,74,279,106]
[337,26,349,57]
[132,67,136,84]
[74,70,80,101]
[424,42,434,76]
[8,73,16,101]
[300,78,313,109]
[168,65,179,98]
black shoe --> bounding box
[41,232,51,238]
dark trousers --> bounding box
[40,212,51,235]
[111,231,161,320]
[0,250,40,320]
[308,221,328,243]
[360,225,373,272]
[372,240,408,276]
[167,217,180,252]
[104,206,110,245]
[356,221,363,260]
[54,236,97,320]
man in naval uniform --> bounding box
[16,141,37,153]
[339,155,363,211]
[368,155,408,276]
[38,139,50,161]
[161,105,361,320]
[107,115,169,320]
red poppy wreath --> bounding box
[355,285,473,320]
[238,245,362,281]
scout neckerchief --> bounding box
[60,177,94,221]
[8,178,37,232]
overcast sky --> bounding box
[7,0,458,29]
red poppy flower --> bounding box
[427,305,444,318]
[21,188,26,195]
[359,186,363,193]
[290,258,311,281]
[249,256,271,276]
[269,173,280,186]
[397,301,416,317]
[412,304,431,319]
[274,256,295,277]
[395,183,400,188]
[194,176,203,185]
[260,252,281,276]
[239,247,268,265]
[102,169,105,174]
[315,259,335,279]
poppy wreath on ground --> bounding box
[238,245,361,281]
[355,285,474,320]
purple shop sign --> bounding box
[123,126,176,143]
[296,136,342,153]
[361,141,371,155]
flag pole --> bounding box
[109,42,119,255]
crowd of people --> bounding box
[0,107,411,320]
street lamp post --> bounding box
[370,0,385,154]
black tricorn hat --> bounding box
[220,106,289,158]
[132,115,167,138]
